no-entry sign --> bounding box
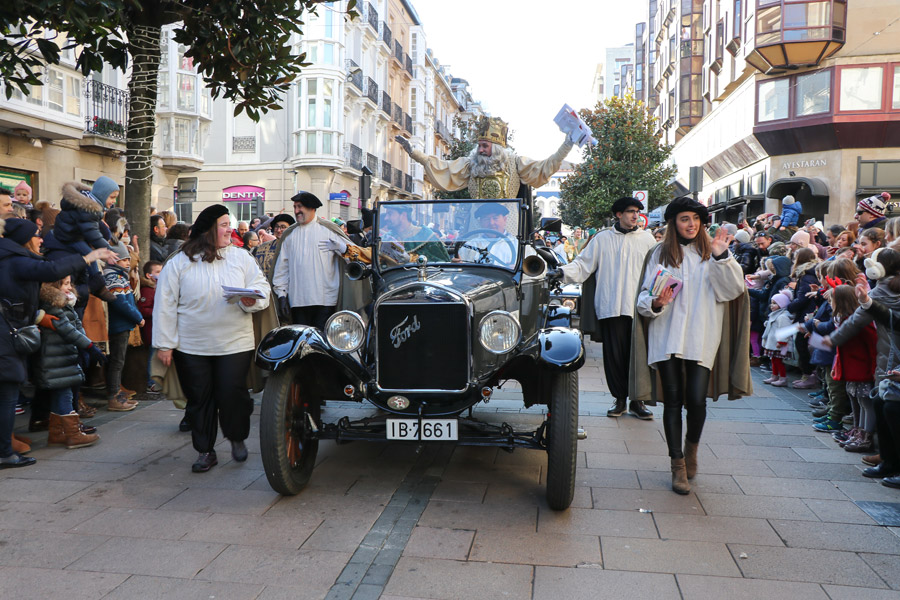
[632,190,648,207]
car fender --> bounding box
[255,325,369,382]
[534,327,585,372]
[546,304,572,328]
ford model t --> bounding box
[255,198,585,510]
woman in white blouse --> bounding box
[635,197,745,495]
[153,205,270,473]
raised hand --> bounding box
[710,226,730,257]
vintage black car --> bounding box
[255,198,585,510]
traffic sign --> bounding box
[632,190,648,207]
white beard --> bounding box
[469,146,509,178]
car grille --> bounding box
[376,301,469,390]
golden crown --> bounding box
[477,117,508,148]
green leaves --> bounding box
[560,92,676,228]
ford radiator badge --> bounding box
[390,315,421,348]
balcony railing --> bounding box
[382,160,392,183]
[345,143,363,170]
[393,40,403,63]
[347,59,363,93]
[84,79,128,141]
[380,22,392,47]
[435,119,448,141]
[392,102,402,124]
[381,91,391,114]
[365,76,378,105]
[403,112,412,134]
[405,54,413,76]
[404,173,412,193]
[232,136,256,153]
[393,168,403,189]
[367,152,379,174]
[364,2,378,32]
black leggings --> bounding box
[657,358,711,459]
[874,396,900,470]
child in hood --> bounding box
[773,195,803,229]
[761,289,795,387]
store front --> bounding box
[222,185,265,223]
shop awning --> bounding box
[767,177,829,199]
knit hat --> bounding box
[91,176,119,206]
[813,221,824,232]
[270,213,295,228]
[190,204,230,240]
[782,195,796,205]
[610,196,643,215]
[789,230,810,247]
[664,196,709,224]
[13,180,32,201]
[768,241,788,256]
[772,291,791,310]
[109,238,130,261]
[734,229,751,244]
[722,223,737,236]
[857,192,890,220]
[3,218,38,246]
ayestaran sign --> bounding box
[781,159,827,169]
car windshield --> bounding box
[375,199,521,270]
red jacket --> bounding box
[833,321,877,382]
[137,282,156,348]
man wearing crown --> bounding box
[395,117,573,199]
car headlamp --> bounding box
[324,311,366,353]
[478,311,521,354]
[562,298,576,310]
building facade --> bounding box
[638,0,900,226]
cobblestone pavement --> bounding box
[2,341,900,599]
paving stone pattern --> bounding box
[2,340,900,599]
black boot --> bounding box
[191,452,217,473]
[607,398,627,418]
[629,400,654,420]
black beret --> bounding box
[610,197,643,215]
[360,207,375,228]
[664,196,709,224]
[271,213,296,227]
[190,204,229,239]
[474,203,509,218]
[291,191,322,209]
[3,218,38,246]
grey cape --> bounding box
[628,247,753,405]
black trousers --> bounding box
[657,358,711,459]
[597,316,633,401]
[173,350,253,453]
[794,331,813,375]
[291,305,335,330]
[874,396,900,470]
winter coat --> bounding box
[163,238,183,257]
[35,285,92,390]
[0,238,87,384]
[778,201,803,228]
[102,264,143,335]
[833,321,877,383]
[831,275,900,388]
[52,181,112,252]
[801,301,836,366]
[787,262,819,323]
[137,275,156,347]
[761,306,794,353]
[733,242,760,275]
[150,234,169,263]
[748,255,791,321]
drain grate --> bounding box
[855,501,900,526]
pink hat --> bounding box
[772,292,791,309]
[13,180,32,201]
[790,230,810,247]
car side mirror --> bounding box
[540,217,562,233]
[536,246,559,268]
[346,219,363,235]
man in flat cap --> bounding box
[457,203,517,266]
[558,197,657,419]
[381,203,450,263]
[272,192,351,328]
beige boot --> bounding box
[684,441,699,480]
[59,412,99,449]
[671,458,691,495]
[47,413,67,445]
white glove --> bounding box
[318,238,348,254]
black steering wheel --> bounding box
[454,229,517,266]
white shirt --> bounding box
[636,245,745,369]
[272,218,345,307]
[561,227,656,319]
[153,245,270,355]
[457,232,516,266]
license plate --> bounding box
[386,419,458,441]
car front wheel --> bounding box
[545,370,579,510]
[260,367,320,495]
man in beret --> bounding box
[457,203,517,266]
[252,213,295,282]
[272,192,352,328]
[558,197,657,419]
[380,203,450,263]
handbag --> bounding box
[0,302,42,355]
[878,308,900,401]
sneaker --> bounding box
[763,374,778,384]
[814,415,830,423]
[14,405,24,416]
[807,400,826,409]
[192,452,217,473]
[808,390,826,399]
[812,406,829,418]
[813,418,844,432]
[147,381,163,393]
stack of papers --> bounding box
[650,266,683,299]
[554,104,598,148]
[222,286,266,304]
